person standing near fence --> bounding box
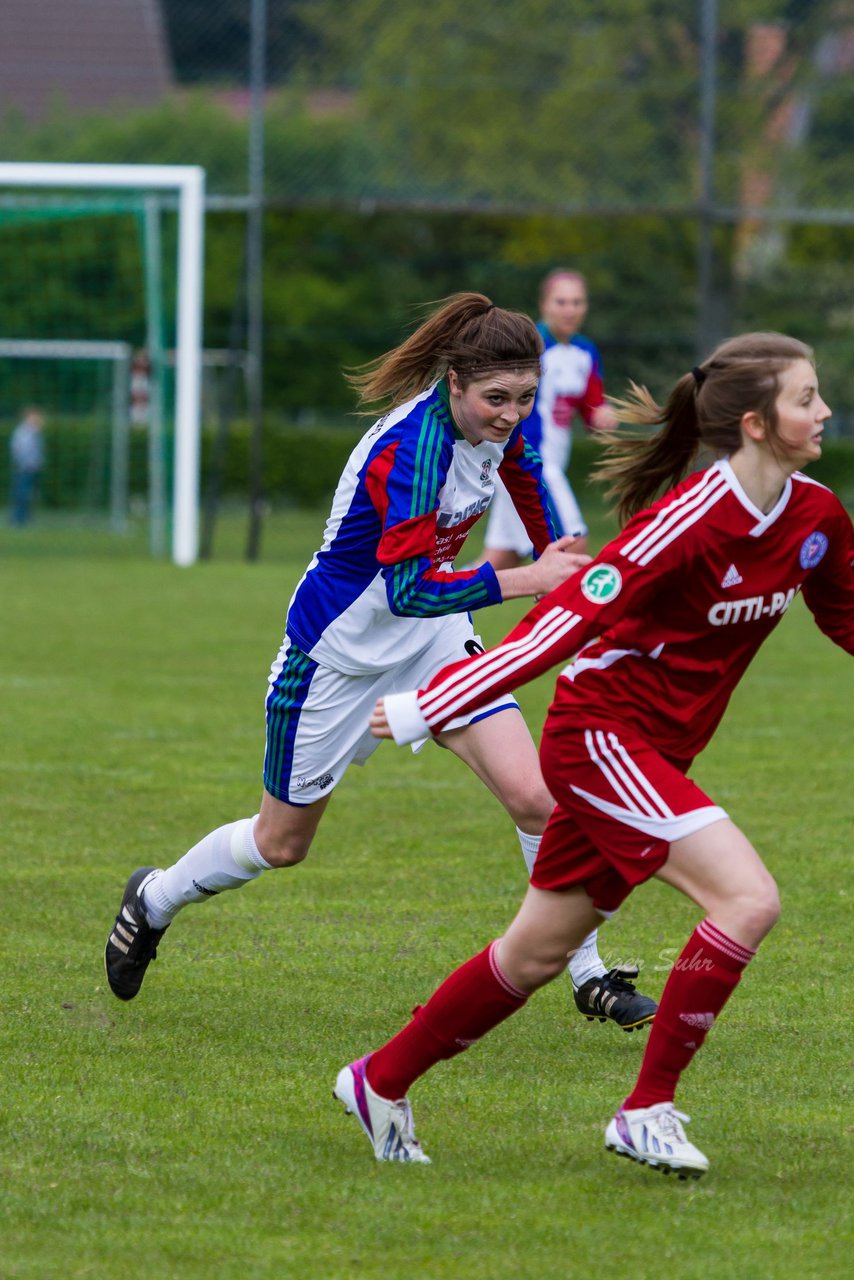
[9,406,45,526]
[104,292,656,1031]
[480,270,618,565]
[335,331,854,1175]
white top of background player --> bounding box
[481,269,618,565]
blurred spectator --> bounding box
[9,406,45,526]
[480,269,617,565]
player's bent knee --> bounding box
[254,830,313,868]
[505,786,555,835]
[751,879,782,933]
[726,877,781,944]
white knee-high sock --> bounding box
[516,827,541,877]
[142,816,271,927]
[516,827,607,986]
[567,929,607,986]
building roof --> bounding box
[0,0,172,119]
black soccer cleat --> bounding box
[573,966,657,1031]
[104,866,167,1001]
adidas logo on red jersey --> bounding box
[720,563,743,588]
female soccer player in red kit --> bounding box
[334,331,854,1176]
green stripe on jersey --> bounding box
[410,403,448,519]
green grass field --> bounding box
[1,506,852,1280]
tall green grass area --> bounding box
[0,506,851,1280]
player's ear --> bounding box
[447,368,461,396]
[741,410,767,443]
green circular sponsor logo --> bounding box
[580,563,622,603]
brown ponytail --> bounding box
[593,332,814,525]
[347,292,543,411]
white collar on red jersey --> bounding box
[717,458,792,537]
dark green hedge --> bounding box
[219,426,854,512]
[3,420,853,513]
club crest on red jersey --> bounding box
[799,530,828,569]
[581,563,622,603]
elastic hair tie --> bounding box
[691,365,707,387]
[483,302,496,312]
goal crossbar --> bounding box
[0,162,205,565]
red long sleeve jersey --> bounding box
[414,460,854,760]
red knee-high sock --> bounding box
[366,941,528,1100]
[624,919,756,1109]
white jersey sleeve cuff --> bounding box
[383,690,431,746]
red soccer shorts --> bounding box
[534,721,727,913]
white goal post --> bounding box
[0,162,205,566]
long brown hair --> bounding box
[347,292,543,410]
[593,332,814,524]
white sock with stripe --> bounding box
[142,816,271,928]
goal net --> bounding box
[0,164,204,564]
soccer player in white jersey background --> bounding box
[335,331,854,1175]
[105,292,656,1030]
[480,269,618,565]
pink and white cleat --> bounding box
[333,1056,431,1164]
[605,1101,709,1179]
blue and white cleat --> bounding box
[605,1101,709,1179]
[333,1056,431,1164]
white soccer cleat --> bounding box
[333,1056,431,1164]
[605,1101,709,1179]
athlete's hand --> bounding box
[591,403,619,432]
[370,698,393,738]
[495,536,590,601]
[530,536,591,595]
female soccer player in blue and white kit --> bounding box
[105,293,655,1027]
[335,331,854,1176]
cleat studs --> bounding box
[331,1088,353,1116]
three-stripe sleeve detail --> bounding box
[621,470,728,566]
[420,606,584,726]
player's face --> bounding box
[448,369,539,445]
[540,277,588,343]
[771,359,831,467]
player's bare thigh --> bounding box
[439,708,555,834]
